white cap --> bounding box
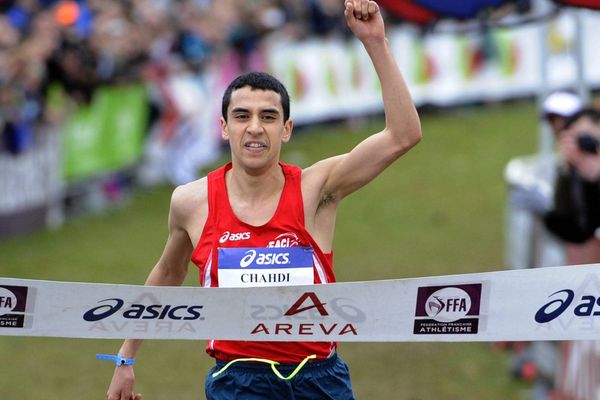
[543,91,583,117]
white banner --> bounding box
[1,264,600,342]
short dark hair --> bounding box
[221,72,290,122]
[564,108,600,130]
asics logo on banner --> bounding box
[535,289,600,323]
[239,249,291,268]
[219,231,251,243]
[83,298,204,322]
[535,290,574,323]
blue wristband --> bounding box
[96,353,135,366]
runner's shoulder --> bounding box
[170,177,208,219]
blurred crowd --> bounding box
[0,0,351,155]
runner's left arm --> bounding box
[307,0,421,203]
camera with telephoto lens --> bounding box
[577,133,600,154]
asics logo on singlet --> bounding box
[219,231,251,243]
[239,249,291,268]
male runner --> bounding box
[105,1,421,398]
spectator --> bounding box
[503,91,586,399]
[540,106,600,400]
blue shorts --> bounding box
[205,353,356,400]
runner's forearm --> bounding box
[119,339,144,359]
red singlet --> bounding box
[191,162,336,363]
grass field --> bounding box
[0,100,538,399]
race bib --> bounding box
[217,247,314,288]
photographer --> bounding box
[544,108,600,264]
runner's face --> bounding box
[221,87,292,171]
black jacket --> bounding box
[544,168,600,243]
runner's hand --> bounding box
[107,365,142,400]
[344,0,385,44]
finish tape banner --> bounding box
[1,264,600,342]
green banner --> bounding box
[61,85,148,181]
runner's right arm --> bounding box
[106,186,198,400]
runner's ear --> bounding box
[282,119,293,143]
[221,117,229,141]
